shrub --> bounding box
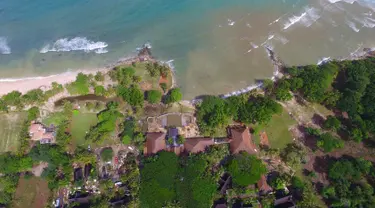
[147,90,162,104]
[165,88,182,104]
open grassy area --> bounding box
[43,112,67,126]
[70,113,98,148]
[253,109,297,149]
[0,112,27,153]
[12,176,51,208]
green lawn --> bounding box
[42,112,67,126]
[253,109,296,149]
[0,112,27,153]
[70,113,98,148]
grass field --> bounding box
[253,109,297,149]
[43,112,67,126]
[70,113,98,149]
[0,112,27,153]
[12,176,51,208]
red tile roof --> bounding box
[229,127,257,154]
[257,175,272,194]
[144,132,166,155]
[184,138,214,153]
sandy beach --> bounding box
[0,68,107,96]
[0,51,157,96]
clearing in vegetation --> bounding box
[42,112,67,126]
[0,112,27,153]
[12,176,51,208]
[253,108,296,149]
[70,113,98,148]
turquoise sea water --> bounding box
[1,0,375,98]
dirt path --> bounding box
[32,162,49,177]
[259,131,270,148]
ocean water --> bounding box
[0,0,375,98]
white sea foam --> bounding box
[283,7,321,30]
[228,19,236,26]
[0,37,11,55]
[327,0,356,4]
[40,37,108,54]
[346,20,361,31]
[246,23,252,28]
[269,17,282,25]
[250,42,259,49]
[317,57,331,65]
[353,16,375,28]
[274,34,289,44]
[0,71,75,82]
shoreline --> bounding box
[0,45,374,99]
[0,47,159,96]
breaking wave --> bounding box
[0,37,11,55]
[346,20,361,32]
[317,57,331,65]
[40,37,108,54]
[283,7,321,30]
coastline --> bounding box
[0,45,373,99]
[0,47,160,96]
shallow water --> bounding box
[0,0,375,98]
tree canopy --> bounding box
[226,152,267,187]
[86,102,123,143]
[146,90,162,104]
[166,88,182,104]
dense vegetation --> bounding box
[140,145,229,208]
[323,157,375,207]
[226,152,267,187]
[196,94,282,136]
[0,82,63,111]
[284,58,375,143]
[86,102,123,143]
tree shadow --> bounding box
[313,155,335,174]
[298,125,318,151]
[312,113,325,127]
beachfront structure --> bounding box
[29,121,56,144]
[144,126,258,155]
[143,126,272,197]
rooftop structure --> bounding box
[29,121,56,144]
[274,195,296,208]
[144,132,167,156]
[229,127,257,155]
[257,175,273,195]
[184,137,214,153]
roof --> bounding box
[184,138,214,153]
[29,122,56,142]
[257,175,272,194]
[144,132,167,155]
[215,204,227,208]
[275,196,296,208]
[229,127,257,154]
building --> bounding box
[143,126,258,156]
[257,175,273,195]
[184,137,215,153]
[228,127,257,154]
[144,132,167,156]
[274,195,296,208]
[29,121,56,144]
